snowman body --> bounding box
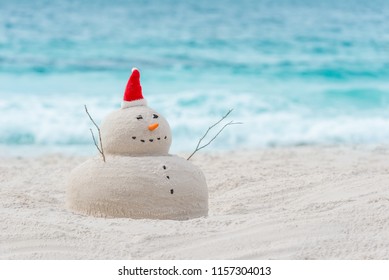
[67,155,207,219]
[66,69,208,220]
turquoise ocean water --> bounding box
[1,0,389,155]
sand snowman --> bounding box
[67,68,208,220]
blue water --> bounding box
[1,0,389,155]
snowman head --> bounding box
[101,68,172,156]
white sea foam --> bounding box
[2,88,389,155]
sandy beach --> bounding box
[0,146,388,260]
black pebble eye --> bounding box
[153,114,159,119]
[136,115,143,120]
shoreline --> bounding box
[1,142,387,158]
[1,145,389,259]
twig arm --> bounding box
[90,129,102,154]
[198,121,242,151]
[192,109,234,153]
[187,109,242,160]
[85,105,106,162]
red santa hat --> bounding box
[122,68,147,109]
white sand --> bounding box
[1,146,389,259]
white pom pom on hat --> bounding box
[122,68,147,109]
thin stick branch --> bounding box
[85,105,105,162]
[187,109,242,160]
[89,129,102,154]
[193,109,233,153]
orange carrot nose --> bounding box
[148,123,159,131]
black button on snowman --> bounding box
[67,68,208,220]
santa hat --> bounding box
[122,68,147,109]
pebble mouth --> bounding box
[134,136,168,143]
